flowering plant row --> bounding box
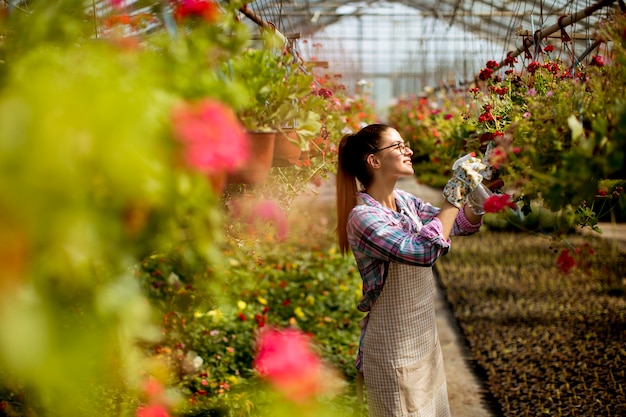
[136,204,364,416]
[0,1,377,416]
[388,11,626,232]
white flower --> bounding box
[167,272,180,285]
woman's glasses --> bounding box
[373,141,409,153]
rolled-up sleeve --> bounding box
[452,206,482,236]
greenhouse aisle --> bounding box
[295,175,495,417]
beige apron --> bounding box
[362,262,450,417]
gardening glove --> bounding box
[443,154,487,208]
[466,183,493,215]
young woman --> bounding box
[336,124,486,417]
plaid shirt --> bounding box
[348,190,481,370]
[347,190,481,313]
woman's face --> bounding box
[375,128,414,177]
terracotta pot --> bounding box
[272,129,301,167]
[228,130,276,184]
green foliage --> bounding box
[388,12,626,229]
[137,227,364,416]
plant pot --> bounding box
[228,130,276,184]
[272,129,301,167]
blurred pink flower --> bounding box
[109,0,125,8]
[483,194,516,213]
[254,327,322,403]
[142,379,165,402]
[171,99,249,174]
[136,404,170,417]
[489,146,508,169]
[231,198,289,242]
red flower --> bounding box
[255,313,267,328]
[527,61,541,74]
[557,249,576,274]
[253,327,322,403]
[172,0,219,22]
[503,55,518,67]
[544,45,555,52]
[486,60,500,69]
[171,99,249,175]
[479,67,493,81]
[316,87,333,98]
[589,55,605,67]
[483,194,516,213]
[478,111,494,123]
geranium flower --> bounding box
[590,55,605,67]
[171,99,249,175]
[544,45,555,52]
[557,249,576,274]
[486,60,500,69]
[478,111,494,123]
[172,0,220,23]
[479,67,493,81]
[483,194,516,213]
[527,61,541,74]
[503,55,518,67]
[253,327,322,403]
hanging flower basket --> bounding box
[272,128,301,167]
[228,130,276,184]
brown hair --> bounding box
[336,124,391,254]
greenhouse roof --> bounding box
[242,0,619,112]
[246,0,617,56]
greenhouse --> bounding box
[0,1,624,417]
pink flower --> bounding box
[231,198,289,242]
[171,99,249,174]
[136,404,170,417]
[557,249,576,274]
[109,0,125,8]
[254,327,322,403]
[142,379,165,402]
[483,194,516,213]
